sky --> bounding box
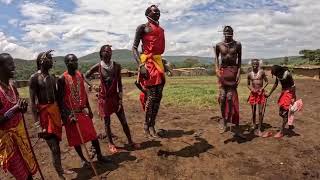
[0,0,319,59]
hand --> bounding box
[215,69,220,78]
[18,99,28,113]
[139,63,148,78]
[236,75,241,85]
[69,114,77,124]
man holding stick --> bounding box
[247,59,269,136]
[57,54,110,170]
[0,53,38,180]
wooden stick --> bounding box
[22,114,45,180]
[74,121,99,178]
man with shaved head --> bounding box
[57,54,110,167]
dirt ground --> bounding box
[1,78,320,180]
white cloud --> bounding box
[0,32,35,59]
[0,0,13,5]
[5,0,320,59]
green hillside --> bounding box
[13,49,307,80]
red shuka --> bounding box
[139,23,165,87]
[278,89,294,110]
[218,89,240,125]
[98,63,120,117]
[248,89,266,105]
[63,71,97,146]
[142,23,165,55]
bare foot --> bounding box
[219,121,227,134]
[256,130,263,137]
[274,131,284,138]
[63,169,75,175]
[108,144,118,153]
[262,131,273,138]
[150,127,160,138]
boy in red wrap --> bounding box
[29,50,73,179]
[266,65,296,138]
[247,59,268,136]
[85,45,139,153]
[132,5,166,138]
[0,53,37,180]
[57,54,110,167]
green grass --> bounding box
[18,76,254,109]
[125,76,250,109]
[17,86,29,98]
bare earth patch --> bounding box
[1,77,320,180]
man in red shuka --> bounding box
[85,45,139,153]
[57,54,110,167]
[132,5,166,138]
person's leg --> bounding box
[219,87,227,133]
[116,107,133,144]
[74,145,88,163]
[257,104,263,136]
[27,174,33,180]
[45,136,64,177]
[226,89,233,122]
[104,116,114,145]
[144,88,153,137]
[149,85,163,137]
[91,139,111,162]
[275,107,288,138]
[251,104,257,131]
[228,88,245,138]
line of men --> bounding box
[0,4,299,180]
[0,5,166,180]
[215,26,297,138]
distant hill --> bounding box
[12,49,305,80]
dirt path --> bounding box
[1,78,320,180]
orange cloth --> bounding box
[38,102,63,140]
[0,118,37,175]
[248,89,266,105]
[278,89,294,110]
[139,54,165,87]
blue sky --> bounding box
[0,0,319,59]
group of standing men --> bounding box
[0,4,298,180]
[0,5,166,180]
